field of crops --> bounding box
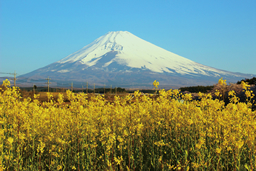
[0,79,255,170]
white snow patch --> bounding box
[103,60,113,67]
[84,57,101,67]
[58,69,70,73]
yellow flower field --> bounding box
[0,79,255,170]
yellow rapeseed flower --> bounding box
[57,165,62,170]
[216,147,222,154]
[1,79,255,170]
[7,137,13,144]
[241,81,250,90]
[218,77,227,86]
[153,80,159,89]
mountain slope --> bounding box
[20,31,255,88]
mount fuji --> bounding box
[20,31,254,88]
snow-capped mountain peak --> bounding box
[20,31,255,88]
[58,31,199,74]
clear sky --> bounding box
[1,0,256,78]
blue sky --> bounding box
[1,0,256,78]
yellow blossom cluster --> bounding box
[0,79,255,170]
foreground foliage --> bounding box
[0,79,255,170]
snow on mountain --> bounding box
[20,31,255,88]
[57,31,232,76]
